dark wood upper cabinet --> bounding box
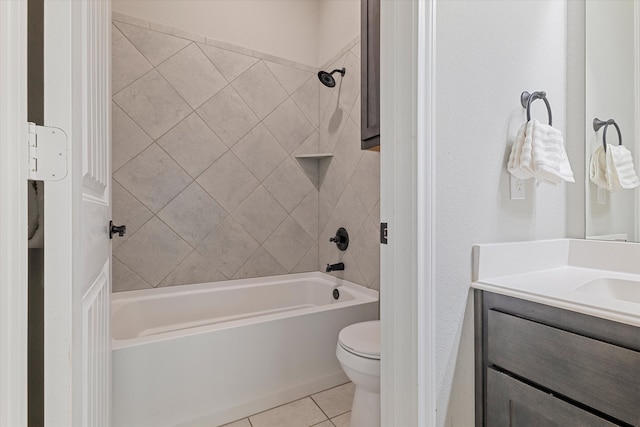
[361,0,380,150]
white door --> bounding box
[43,0,112,425]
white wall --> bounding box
[112,0,360,68]
[434,1,567,425]
[585,0,637,240]
[112,0,320,66]
[317,0,360,66]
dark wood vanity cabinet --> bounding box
[475,291,640,427]
[361,0,380,150]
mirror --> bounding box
[585,0,640,242]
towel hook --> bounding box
[520,91,553,126]
[593,118,622,152]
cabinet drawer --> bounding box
[487,368,618,426]
[487,310,640,425]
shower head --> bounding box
[317,68,346,88]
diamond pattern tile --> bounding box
[292,244,319,274]
[318,159,348,230]
[263,216,315,272]
[114,21,191,66]
[264,61,313,95]
[158,182,227,247]
[112,257,153,292]
[111,179,153,246]
[349,150,380,215]
[232,186,287,244]
[264,158,315,213]
[114,217,191,286]
[114,70,191,140]
[291,77,321,128]
[349,217,380,287]
[160,251,227,287]
[333,118,363,180]
[337,52,361,113]
[197,85,259,147]
[111,19,378,291]
[196,216,259,278]
[157,43,227,108]
[318,95,348,152]
[112,102,153,172]
[232,123,287,181]
[196,151,259,212]
[233,247,287,280]
[263,98,315,154]
[157,113,227,178]
[114,143,192,213]
[328,183,369,239]
[291,191,318,241]
[112,24,152,95]
[198,43,258,83]
[232,61,288,119]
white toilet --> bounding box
[336,320,380,427]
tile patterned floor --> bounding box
[221,382,354,427]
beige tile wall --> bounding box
[317,41,380,291]
[111,16,379,292]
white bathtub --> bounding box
[111,272,379,427]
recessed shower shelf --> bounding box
[294,153,334,159]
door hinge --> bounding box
[27,122,68,181]
[380,222,388,244]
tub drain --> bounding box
[333,288,340,300]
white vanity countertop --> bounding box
[471,239,640,328]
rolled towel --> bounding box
[589,145,608,189]
[528,119,575,184]
[608,144,640,190]
[507,123,534,179]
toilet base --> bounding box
[350,386,380,427]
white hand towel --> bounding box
[528,119,575,184]
[589,145,608,189]
[608,144,640,190]
[507,123,534,179]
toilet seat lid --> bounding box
[338,320,380,360]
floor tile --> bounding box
[311,382,355,419]
[220,418,252,427]
[249,397,326,427]
[330,411,351,427]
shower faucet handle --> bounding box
[329,227,349,251]
[109,221,127,239]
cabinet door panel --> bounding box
[487,309,640,425]
[487,369,618,427]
